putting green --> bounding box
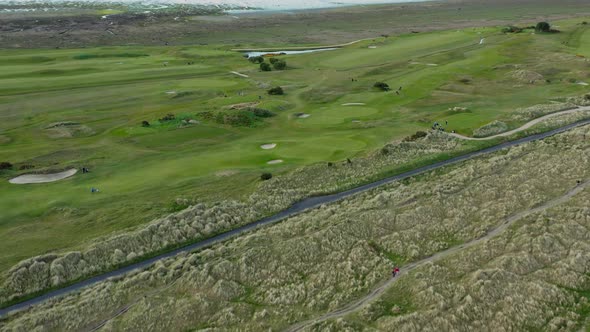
[300,106,380,125]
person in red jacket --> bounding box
[392,266,400,277]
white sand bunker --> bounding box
[230,71,249,78]
[296,113,311,118]
[9,169,78,184]
[165,91,177,95]
[577,82,589,86]
[267,159,283,164]
[368,46,377,49]
[260,143,277,149]
[342,103,366,106]
[427,63,439,66]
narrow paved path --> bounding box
[287,179,590,332]
[449,106,590,141]
[1,119,589,318]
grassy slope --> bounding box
[0,17,589,274]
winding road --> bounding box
[1,117,589,319]
[286,179,590,331]
[449,106,590,141]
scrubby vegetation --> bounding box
[0,162,12,170]
[3,125,589,331]
[373,82,391,91]
[2,108,584,305]
[197,108,276,127]
[473,120,508,137]
[268,86,284,95]
[260,62,272,71]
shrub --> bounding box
[272,60,287,70]
[501,26,522,33]
[248,108,275,118]
[159,114,175,122]
[535,22,551,32]
[268,87,284,95]
[141,121,150,127]
[248,56,264,64]
[473,120,508,137]
[403,131,428,142]
[260,173,272,180]
[260,63,272,71]
[373,82,391,91]
[0,162,12,170]
[269,58,279,64]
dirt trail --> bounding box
[450,106,590,141]
[287,179,590,331]
[9,169,78,184]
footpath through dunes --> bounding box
[450,106,590,140]
[1,119,590,317]
[286,179,590,331]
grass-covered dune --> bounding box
[2,122,588,331]
[2,16,590,302]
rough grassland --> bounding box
[1,124,588,331]
[2,14,590,300]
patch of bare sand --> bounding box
[9,169,78,184]
[267,159,283,164]
[260,143,277,149]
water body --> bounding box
[3,0,426,11]
[245,48,338,57]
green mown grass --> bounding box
[1,17,589,275]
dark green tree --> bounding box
[260,62,272,71]
[535,22,551,32]
[272,60,287,70]
[249,56,264,63]
[268,86,284,95]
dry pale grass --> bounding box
[2,124,588,332]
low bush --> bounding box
[0,161,12,170]
[272,60,287,70]
[473,120,508,137]
[403,131,428,142]
[502,26,522,33]
[260,173,272,180]
[248,56,264,64]
[141,121,150,127]
[374,82,391,91]
[260,63,272,71]
[159,114,175,122]
[268,87,284,95]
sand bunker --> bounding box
[427,63,439,66]
[368,46,377,49]
[267,159,284,164]
[577,82,589,86]
[165,91,177,95]
[9,169,78,184]
[296,113,311,118]
[227,102,259,110]
[260,143,277,149]
[342,103,366,106]
[230,71,249,78]
[45,122,94,138]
